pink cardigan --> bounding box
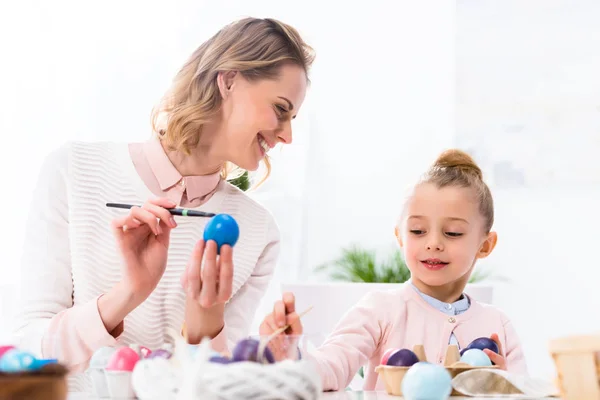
[308,285,527,391]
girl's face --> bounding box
[397,183,497,291]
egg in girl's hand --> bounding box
[462,337,499,355]
[0,349,37,372]
[460,348,492,367]
[401,362,452,400]
[106,347,140,372]
[386,348,420,367]
[203,214,240,254]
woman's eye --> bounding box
[410,230,424,235]
[274,104,287,117]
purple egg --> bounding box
[386,348,419,367]
[466,337,499,354]
[147,349,171,359]
[209,356,232,364]
[231,339,275,364]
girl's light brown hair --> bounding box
[151,17,315,182]
[422,149,494,232]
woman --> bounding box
[13,17,314,391]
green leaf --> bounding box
[228,171,250,191]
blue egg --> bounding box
[401,362,452,400]
[203,214,240,254]
[0,349,37,372]
[460,348,492,367]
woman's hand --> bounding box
[111,197,178,302]
[180,239,234,344]
[99,197,177,335]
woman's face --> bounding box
[216,64,308,171]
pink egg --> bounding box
[139,346,152,358]
[106,347,140,372]
[380,348,398,365]
[0,345,16,359]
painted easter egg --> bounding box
[231,338,275,364]
[465,337,499,354]
[460,348,492,367]
[106,347,140,372]
[380,348,398,365]
[0,349,37,372]
[401,361,452,400]
[0,345,16,359]
[386,348,420,367]
[90,346,118,368]
[146,349,171,359]
[203,214,240,254]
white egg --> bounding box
[89,346,117,369]
[131,358,179,400]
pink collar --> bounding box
[143,137,221,201]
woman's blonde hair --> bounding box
[151,17,315,183]
[421,149,494,232]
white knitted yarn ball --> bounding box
[184,359,322,400]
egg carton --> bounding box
[549,333,600,400]
[374,344,498,397]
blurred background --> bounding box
[1,0,599,381]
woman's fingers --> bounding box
[186,240,205,300]
[142,201,177,229]
[199,240,219,308]
[217,245,233,303]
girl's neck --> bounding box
[411,276,468,303]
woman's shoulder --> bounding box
[216,181,280,243]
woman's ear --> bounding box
[477,231,498,259]
[217,71,237,98]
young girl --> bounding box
[260,149,527,391]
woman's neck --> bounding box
[160,127,224,177]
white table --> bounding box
[68,392,553,399]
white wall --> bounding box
[1,0,599,383]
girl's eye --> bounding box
[410,230,424,235]
[445,232,463,237]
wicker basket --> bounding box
[0,363,69,400]
[374,344,498,396]
[549,334,600,400]
[129,330,323,400]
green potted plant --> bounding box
[227,170,250,191]
[315,244,503,302]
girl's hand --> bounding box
[258,293,303,361]
[484,333,507,370]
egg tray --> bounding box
[374,344,498,397]
[549,333,600,400]
[0,363,69,400]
